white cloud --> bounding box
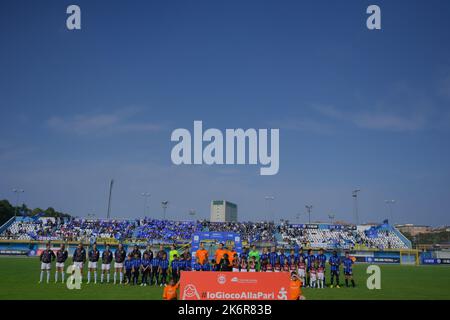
[352,113,425,131]
[270,117,334,135]
[313,104,426,132]
[47,110,163,135]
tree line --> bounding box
[0,199,71,225]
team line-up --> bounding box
[39,242,356,289]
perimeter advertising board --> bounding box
[180,271,291,300]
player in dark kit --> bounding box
[182,250,192,271]
[193,257,203,271]
[158,252,169,286]
[279,248,287,265]
[39,242,56,284]
[124,254,133,284]
[171,255,181,282]
[101,244,113,283]
[150,254,160,286]
[114,243,126,284]
[202,259,212,271]
[141,252,151,286]
[72,243,86,283]
[157,244,166,259]
[343,251,356,288]
[131,252,141,285]
[288,249,298,264]
[329,251,341,288]
[260,247,269,271]
[55,244,68,283]
[143,245,154,261]
[268,246,278,267]
[87,243,100,284]
[131,245,141,259]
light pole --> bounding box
[328,213,335,224]
[352,189,361,225]
[385,200,396,224]
[141,193,151,216]
[161,201,169,220]
[264,196,275,222]
[106,179,114,220]
[305,205,313,224]
[12,188,24,217]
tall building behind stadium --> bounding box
[210,200,238,222]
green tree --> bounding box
[0,200,15,225]
[0,199,71,226]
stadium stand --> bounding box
[0,216,411,249]
[277,222,409,249]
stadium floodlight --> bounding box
[264,196,275,222]
[188,209,196,220]
[305,205,313,224]
[12,188,25,217]
[352,189,361,225]
[161,201,169,220]
[384,200,396,224]
[141,193,151,216]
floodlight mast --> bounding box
[161,201,169,220]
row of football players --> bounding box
[39,243,355,288]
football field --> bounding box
[0,257,449,300]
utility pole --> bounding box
[141,193,151,216]
[305,205,313,224]
[107,179,114,220]
[264,196,275,222]
[385,200,396,224]
[328,213,335,224]
[161,201,169,220]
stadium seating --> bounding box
[0,216,410,249]
[277,222,409,249]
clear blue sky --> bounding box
[1,0,450,225]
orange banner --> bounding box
[180,271,291,300]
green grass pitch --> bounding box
[0,257,449,300]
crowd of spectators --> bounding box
[201,220,276,243]
[277,222,408,249]
[0,217,408,249]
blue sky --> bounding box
[1,0,450,225]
